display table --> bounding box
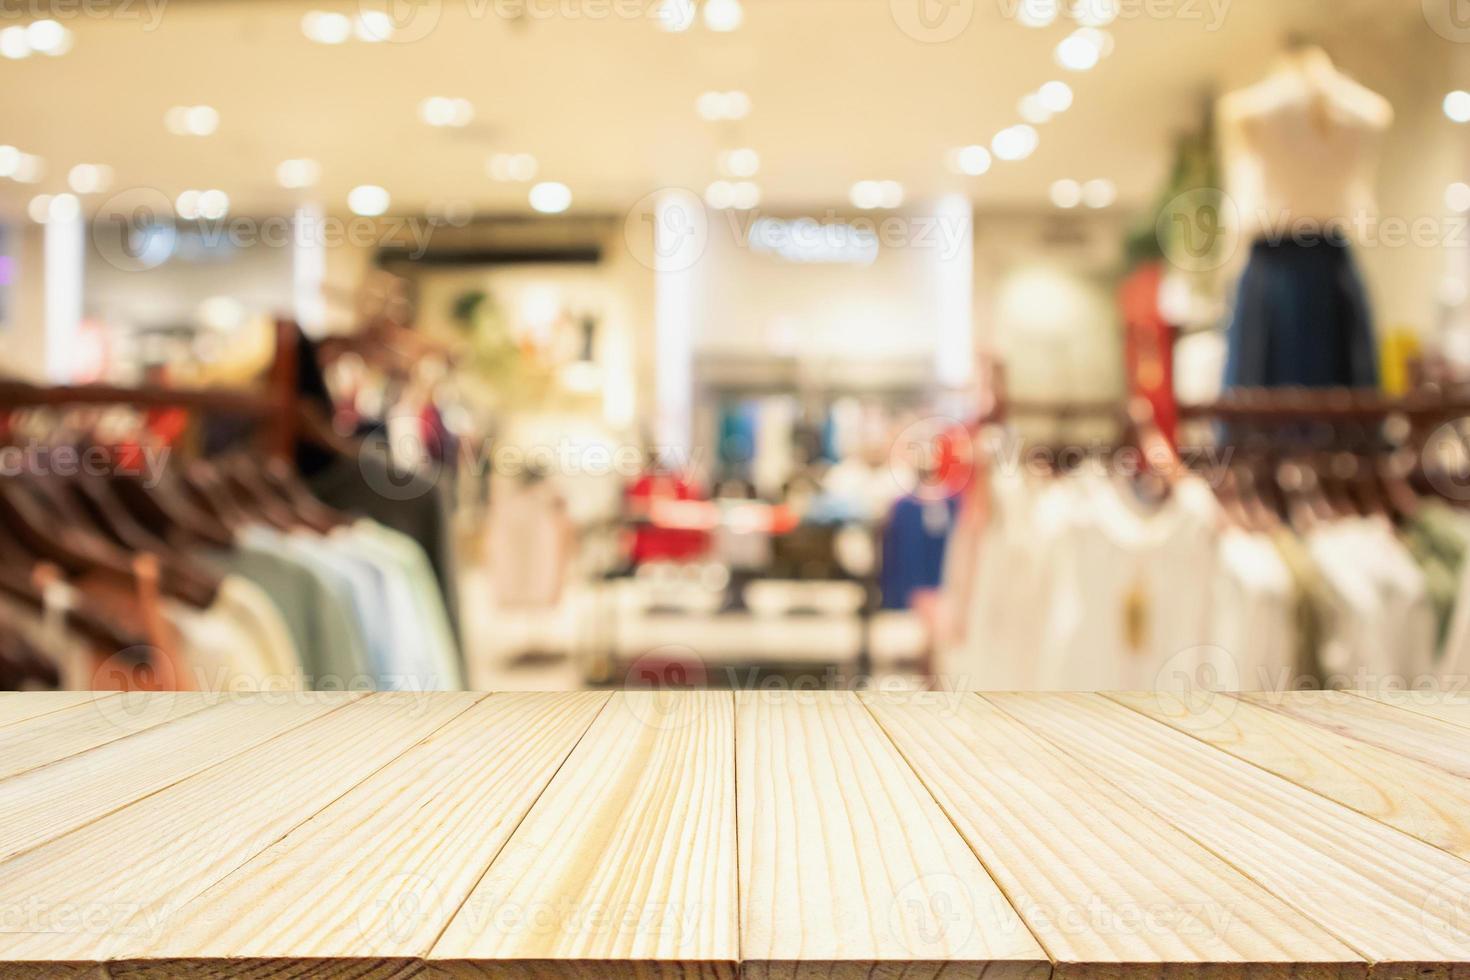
[0,688,1467,978]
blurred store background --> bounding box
[3,0,1470,693]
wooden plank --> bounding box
[430,691,737,980]
[864,691,1365,980]
[1111,690,1470,862]
[0,693,213,781]
[0,692,119,730]
[1351,689,1470,732]
[0,692,360,865]
[987,692,1470,972]
[736,690,1047,980]
[111,693,609,977]
[0,692,483,967]
[1244,690,1470,780]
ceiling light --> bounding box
[1050,179,1081,208]
[175,190,201,220]
[705,181,735,209]
[197,189,230,220]
[67,164,113,195]
[419,96,474,128]
[1448,182,1470,213]
[27,194,52,223]
[48,193,80,222]
[851,180,902,210]
[12,153,42,183]
[1038,80,1074,113]
[991,124,1039,161]
[348,184,391,217]
[1019,94,1052,125]
[1015,0,1059,27]
[0,26,30,59]
[488,152,538,181]
[354,10,394,41]
[26,19,70,55]
[698,90,750,121]
[529,181,572,214]
[731,181,760,209]
[1082,178,1116,208]
[952,144,992,176]
[277,158,321,189]
[654,0,696,31]
[0,146,19,178]
[1075,26,1114,56]
[302,10,352,44]
[721,148,761,178]
[703,0,744,31]
[1446,90,1470,123]
[1070,0,1119,26]
[1056,32,1100,71]
[166,105,218,136]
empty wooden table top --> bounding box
[0,689,1467,979]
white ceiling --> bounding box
[0,0,1437,220]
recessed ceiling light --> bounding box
[165,105,219,136]
[654,0,696,31]
[992,124,1039,161]
[26,19,71,55]
[706,180,735,209]
[1448,182,1470,213]
[67,164,114,195]
[703,0,744,32]
[0,146,18,178]
[529,181,572,214]
[1015,0,1058,27]
[0,26,29,59]
[951,145,992,176]
[1050,179,1081,209]
[1019,94,1052,125]
[302,10,352,44]
[851,181,903,210]
[731,181,761,209]
[1055,32,1100,71]
[1082,178,1116,208]
[27,194,53,223]
[1445,90,1470,123]
[697,90,751,121]
[354,10,394,41]
[277,158,321,189]
[721,148,761,178]
[12,153,43,183]
[1038,80,1074,113]
[419,97,474,128]
[488,153,538,182]
[348,184,391,216]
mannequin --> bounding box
[1216,42,1393,390]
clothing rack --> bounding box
[0,319,303,460]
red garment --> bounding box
[626,474,711,563]
[1119,261,1179,446]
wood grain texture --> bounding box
[0,692,211,781]
[0,691,119,730]
[1350,689,1470,732]
[864,691,1365,980]
[0,692,358,865]
[736,690,1048,980]
[1243,690,1470,779]
[0,692,482,965]
[430,691,739,980]
[1111,690,1470,862]
[110,693,610,977]
[987,692,1470,973]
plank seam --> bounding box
[859,692,1055,976]
[979,692,1383,971]
[422,691,616,965]
[1343,689,1470,733]
[0,692,121,733]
